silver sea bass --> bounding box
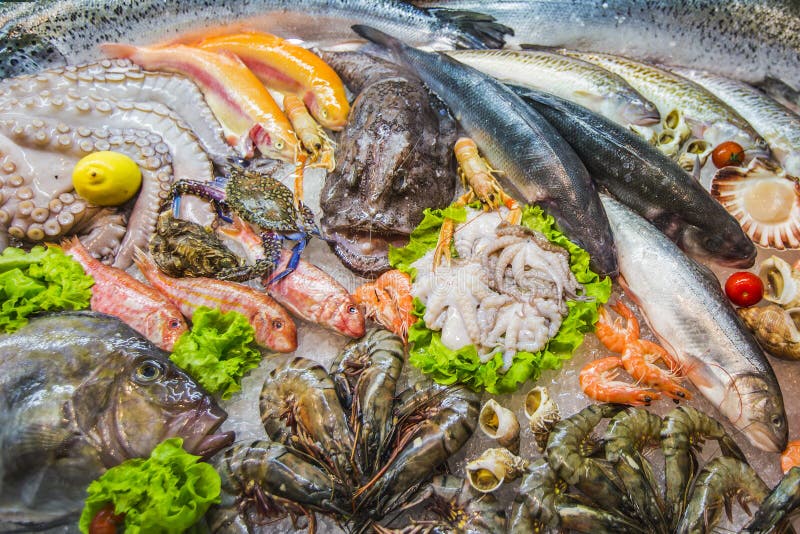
[602,194,787,453]
[0,0,510,78]
[416,0,800,90]
[354,25,618,277]
[672,67,800,177]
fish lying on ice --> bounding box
[0,0,512,78]
[354,25,618,277]
[415,0,800,90]
[445,48,660,128]
[319,51,457,277]
[601,194,787,453]
[511,86,756,268]
[0,311,234,531]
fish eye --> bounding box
[275,140,284,150]
[772,415,784,427]
[134,360,163,383]
[348,305,358,314]
[321,108,329,119]
[169,318,182,329]
[272,319,283,330]
[704,236,724,251]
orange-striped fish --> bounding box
[133,248,296,352]
[195,31,349,130]
[101,42,298,162]
[219,216,364,338]
[61,238,188,351]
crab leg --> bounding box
[268,233,309,285]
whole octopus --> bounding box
[412,209,586,370]
[0,59,238,268]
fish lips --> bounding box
[323,225,411,278]
[168,400,234,459]
[744,422,788,453]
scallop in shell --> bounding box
[738,304,800,361]
[478,399,520,453]
[524,386,561,451]
[711,159,800,249]
[759,256,800,307]
[465,447,529,493]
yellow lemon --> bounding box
[72,151,142,206]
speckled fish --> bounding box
[416,0,800,90]
[0,311,234,531]
[62,237,189,351]
[671,68,800,177]
[602,194,787,453]
[563,51,770,157]
[511,86,756,268]
[445,49,660,127]
[354,25,618,277]
[134,248,297,352]
[0,0,511,79]
[219,216,366,338]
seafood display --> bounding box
[0,312,234,530]
[1,2,800,533]
[320,52,457,277]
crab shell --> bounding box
[478,399,520,453]
[711,159,800,249]
[738,304,800,361]
[759,255,800,308]
[465,447,529,493]
[524,386,561,451]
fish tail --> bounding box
[101,42,138,59]
[132,246,159,279]
[426,7,512,49]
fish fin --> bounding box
[519,43,564,53]
[351,25,407,54]
[425,7,513,49]
[100,42,137,59]
[132,246,155,275]
[5,423,75,460]
[691,155,702,181]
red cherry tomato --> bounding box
[89,504,124,534]
[712,141,745,168]
[724,271,764,307]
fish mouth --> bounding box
[743,422,785,453]
[324,227,410,277]
[169,400,235,459]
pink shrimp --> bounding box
[579,356,659,406]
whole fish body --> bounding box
[416,0,800,90]
[0,0,511,79]
[354,26,618,277]
[445,49,660,127]
[511,86,756,268]
[671,68,800,177]
[0,311,234,530]
[602,194,787,453]
[564,51,770,156]
[63,237,189,351]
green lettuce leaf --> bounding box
[79,438,221,534]
[0,246,94,333]
[170,307,262,399]
[392,204,611,394]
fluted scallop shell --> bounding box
[465,447,529,493]
[478,399,520,453]
[524,386,561,451]
[711,159,800,249]
[759,256,800,307]
[738,304,800,361]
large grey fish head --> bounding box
[679,224,756,268]
[320,74,456,276]
[72,334,234,465]
[728,372,788,452]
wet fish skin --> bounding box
[416,0,800,90]
[602,194,787,453]
[564,50,770,157]
[0,0,511,79]
[446,48,660,127]
[0,311,234,530]
[671,68,800,178]
[757,78,800,116]
[353,25,618,277]
[512,86,756,268]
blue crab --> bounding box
[171,165,319,284]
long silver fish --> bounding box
[758,78,800,116]
[353,25,617,277]
[671,68,800,177]
[446,49,660,127]
[564,51,770,158]
[602,194,787,453]
[416,0,800,90]
[512,86,756,268]
[0,0,511,78]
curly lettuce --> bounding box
[389,204,611,394]
[79,438,221,534]
[0,245,94,333]
[170,307,262,399]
